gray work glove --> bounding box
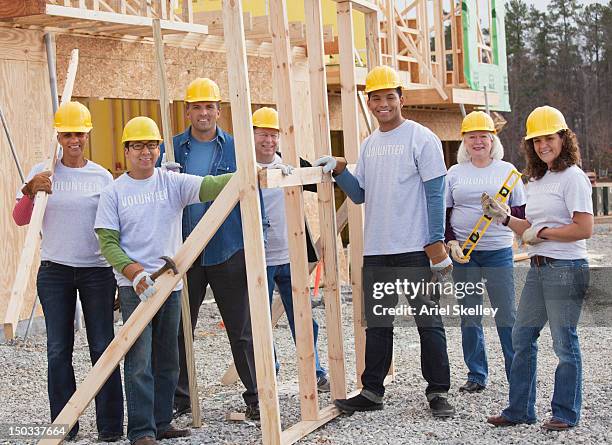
[160,153,181,173]
[481,192,510,224]
[522,226,547,246]
[269,162,294,176]
[132,270,156,302]
[447,240,469,264]
[313,156,337,174]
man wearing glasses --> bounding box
[95,116,232,445]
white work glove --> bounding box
[313,155,337,174]
[522,226,547,246]
[481,192,510,224]
[269,162,294,176]
[447,240,469,264]
[132,270,156,302]
[160,153,181,173]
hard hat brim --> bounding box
[253,124,280,130]
[364,83,402,94]
[121,136,163,143]
[185,97,221,103]
[524,126,567,140]
[461,127,496,135]
[56,126,93,133]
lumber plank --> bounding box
[220,1,282,444]
[304,0,347,402]
[269,0,319,422]
[337,0,367,387]
[3,48,78,340]
[384,0,397,68]
[152,17,201,428]
[258,166,333,189]
[37,177,241,444]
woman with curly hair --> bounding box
[484,106,593,431]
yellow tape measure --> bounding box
[460,169,522,260]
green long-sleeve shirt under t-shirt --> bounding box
[96,173,233,274]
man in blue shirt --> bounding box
[159,78,259,420]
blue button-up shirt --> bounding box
[159,126,266,266]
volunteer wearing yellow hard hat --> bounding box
[485,106,593,431]
[251,107,331,391]
[446,111,527,394]
[315,65,455,418]
[95,116,233,443]
[158,79,261,420]
[12,101,124,442]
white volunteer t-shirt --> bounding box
[94,168,202,289]
[259,155,290,266]
[354,119,447,255]
[17,160,113,267]
[446,159,526,251]
[525,165,593,260]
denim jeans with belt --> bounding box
[501,258,588,426]
[452,247,516,385]
[361,251,451,401]
[37,261,123,439]
[119,287,181,443]
[266,263,326,378]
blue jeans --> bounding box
[119,287,181,443]
[37,262,123,438]
[501,258,588,426]
[452,247,516,385]
[266,264,326,378]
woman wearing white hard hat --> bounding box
[445,111,526,393]
[485,106,593,431]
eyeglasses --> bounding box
[129,142,160,151]
[254,132,280,140]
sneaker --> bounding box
[317,374,330,393]
[334,394,383,414]
[459,381,486,393]
[172,404,191,419]
[429,395,455,418]
[245,403,260,421]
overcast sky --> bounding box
[524,0,608,9]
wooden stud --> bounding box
[220,1,282,443]
[38,177,241,444]
[304,0,347,401]
[3,49,79,340]
[433,0,445,84]
[268,0,319,421]
[384,0,397,69]
[258,166,332,189]
[336,0,367,388]
[152,16,201,428]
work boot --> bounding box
[132,437,158,445]
[317,374,331,393]
[486,415,517,427]
[334,394,383,414]
[172,404,191,419]
[429,395,455,418]
[245,403,260,421]
[157,425,191,440]
[459,381,486,393]
[542,418,572,431]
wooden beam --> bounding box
[364,11,381,69]
[221,1,282,443]
[280,403,343,445]
[304,0,347,402]
[3,49,79,340]
[269,0,319,422]
[384,0,397,68]
[336,0,367,388]
[331,0,379,14]
[37,178,241,444]
[0,0,46,19]
[258,166,333,189]
[151,17,201,429]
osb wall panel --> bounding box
[0,28,52,322]
[403,109,463,141]
[55,34,280,104]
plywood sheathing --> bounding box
[0,27,52,323]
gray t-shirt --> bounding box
[525,165,593,260]
[354,119,447,255]
[259,154,290,266]
[94,168,202,288]
[446,159,526,251]
[18,160,113,267]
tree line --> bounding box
[501,0,612,178]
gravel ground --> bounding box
[1,228,611,445]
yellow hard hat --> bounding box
[461,111,496,135]
[185,77,221,103]
[365,65,401,93]
[525,106,568,140]
[121,116,162,143]
[54,101,93,133]
[252,107,279,130]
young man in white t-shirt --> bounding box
[314,66,455,417]
[94,117,232,445]
[251,107,330,391]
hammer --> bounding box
[150,256,178,281]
